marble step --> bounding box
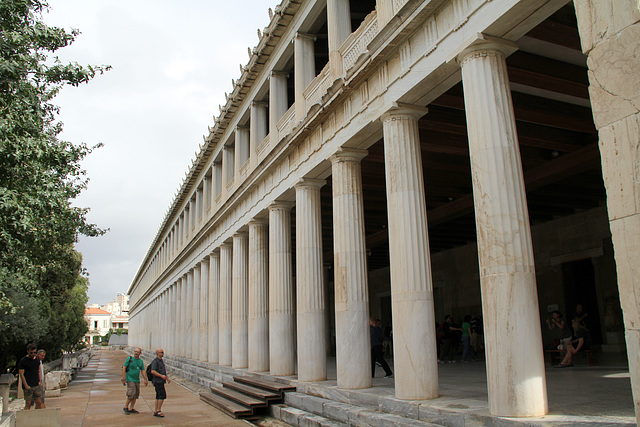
[199,391,256,419]
[222,380,282,402]
[210,385,268,408]
[282,392,444,427]
[234,375,297,395]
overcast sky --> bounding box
[45,0,278,304]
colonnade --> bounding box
[130,38,547,416]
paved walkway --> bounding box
[44,350,250,427]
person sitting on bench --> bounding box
[555,318,593,368]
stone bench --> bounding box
[545,348,599,366]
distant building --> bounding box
[84,307,112,344]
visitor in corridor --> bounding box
[546,311,572,347]
[438,315,461,363]
[555,318,593,368]
[470,313,484,356]
[573,303,589,330]
[460,315,476,362]
[370,317,393,378]
[121,347,148,415]
[149,348,171,417]
[18,343,43,410]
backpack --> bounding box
[146,360,153,379]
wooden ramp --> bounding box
[199,376,296,419]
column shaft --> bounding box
[327,0,351,77]
[295,179,327,381]
[209,252,220,364]
[192,263,201,359]
[232,233,249,369]
[249,220,270,372]
[294,33,316,121]
[270,71,289,143]
[459,43,547,416]
[200,257,209,362]
[269,203,296,375]
[330,149,371,389]
[185,270,193,359]
[219,244,233,366]
[250,102,268,167]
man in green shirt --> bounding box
[121,347,148,414]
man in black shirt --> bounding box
[18,343,43,409]
[149,348,171,417]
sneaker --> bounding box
[384,374,393,378]
[123,408,130,415]
[448,360,456,363]
[437,359,445,364]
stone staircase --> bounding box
[199,375,296,419]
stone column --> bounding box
[294,32,317,121]
[235,126,250,175]
[573,3,640,423]
[270,71,289,143]
[457,39,547,417]
[219,243,233,366]
[269,202,296,376]
[232,232,249,369]
[330,148,371,390]
[170,283,176,355]
[327,0,351,77]
[209,251,220,364]
[192,263,201,359]
[249,220,270,372]
[176,277,183,357]
[185,270,193,360]
[295,179,327,381]
[381,104,438,400]
[200,256,209,362]
[250,102,268,167]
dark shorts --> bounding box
[24,385,43,401]
[154,382,166,400]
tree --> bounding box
[0,0,109,372]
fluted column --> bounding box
[250,102,268,167]
[330,148,371,390]
[249,220,270,372]
[294,32,316,121]
[327,0,351,77]
[270,71,289,143]
[235,126,250,176]
[192,263,201,359]
[176,277,183,357]
[232,232,249,369]
[219,243,233,366]
[185,270,193,359]
[458,39,547,417]
[382,104,438,400]
[200,256,209,362]
[269,202,296,376]
[209,251,220,364]
[295,179,328,381]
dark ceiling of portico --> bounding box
[296,4,605,272]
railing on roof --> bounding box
[340,10,379,72]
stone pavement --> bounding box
[42,349,251,427]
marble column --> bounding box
[232,232,249,369]
[330,148,371,390]
[249,220,270,372]
[219,243,233,366]
[381,104,438,400]
[185,271,193,359]
[270,71,289,143]
[200,256,209,362]
[235,126,250,175]
[269,202,296,376]
[192,263,201,359]
[573,3,640,422]
[327,0,351,77]
[176,277,183,357]
[458,39,547,417]
[170,283,176,355]
[295,179,327,381]
[294,32,316,121]
[250,102,268,166]
[209,251,220,364]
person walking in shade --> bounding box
[149,348,171,417]
[121,347,148,415]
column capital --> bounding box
[235,125,249,132]
[219,242,232,249]
[295,31,317,42]
[251,100,268,108]
[209,248,220,258]
[233,231,249,239]
[271,70,289,78]
[269,201,295,211]
[248,218,269,227]
[381,102,428,122]
[294,178,326,190]
[330,147,368,164]
[451,33,518,65]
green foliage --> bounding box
[0,0,109,372]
